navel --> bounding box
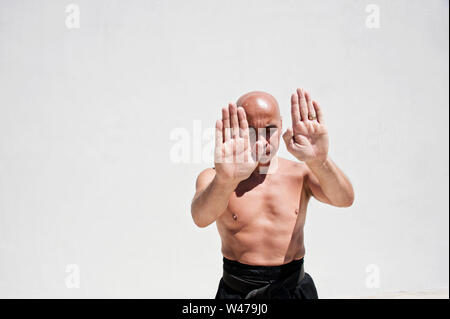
[295,209,299,215]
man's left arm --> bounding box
[283,87,354,208]
[304,157,354,207]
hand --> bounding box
[214,103,265,186]
[282,88,329,166]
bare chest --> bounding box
[218,175,305,230]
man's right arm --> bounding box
[190,168,238,228]
[191,102,264,228]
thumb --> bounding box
[282,128,295,150]
[252,136,265,162]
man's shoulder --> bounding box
[275,157,309,182]
[195,167,216,189]
[198,167,216,177]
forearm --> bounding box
[191,176,237,228]
[306,157,354,207]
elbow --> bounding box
[331,189,354,208]
[339,198,354,208]
[191,205,209,228]
[192,216,209,228]
[337,191,355,208]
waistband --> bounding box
[223,257,304,281]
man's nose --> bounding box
[258,134,270,147]
[256,129,268,140]
[257,132,266,141]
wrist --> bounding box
[213,175,240,190]
[305,156,329,169]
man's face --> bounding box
[247,116,282,165]
[236,92,282,165]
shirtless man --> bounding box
[191,89,354,299]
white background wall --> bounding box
[0,0,448,298]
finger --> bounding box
[251,134,260,162]
[237,107,250,158]
[304,90,317,121]
[237,106,249,139]
[253,141,264,162]
[247,126,257,160]
[291,93,301,123]
[282,128,295,151]
[255,134,265,162]
[312,100,325,124]
[222,107,231,142]
[215,119,223,146]
[214,119,224,162]
[297,88,309,122]
[229,103,240,139]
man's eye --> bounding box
[266,128,276,137]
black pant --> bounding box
[215,257,318,299]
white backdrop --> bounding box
[0,0,448,298]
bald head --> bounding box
[236,91,282,164]
[236,91,280,122]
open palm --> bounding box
[283,88,329,165]
[214,103,265,184]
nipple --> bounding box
[295,209,298,215]
[232,214,237,221]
